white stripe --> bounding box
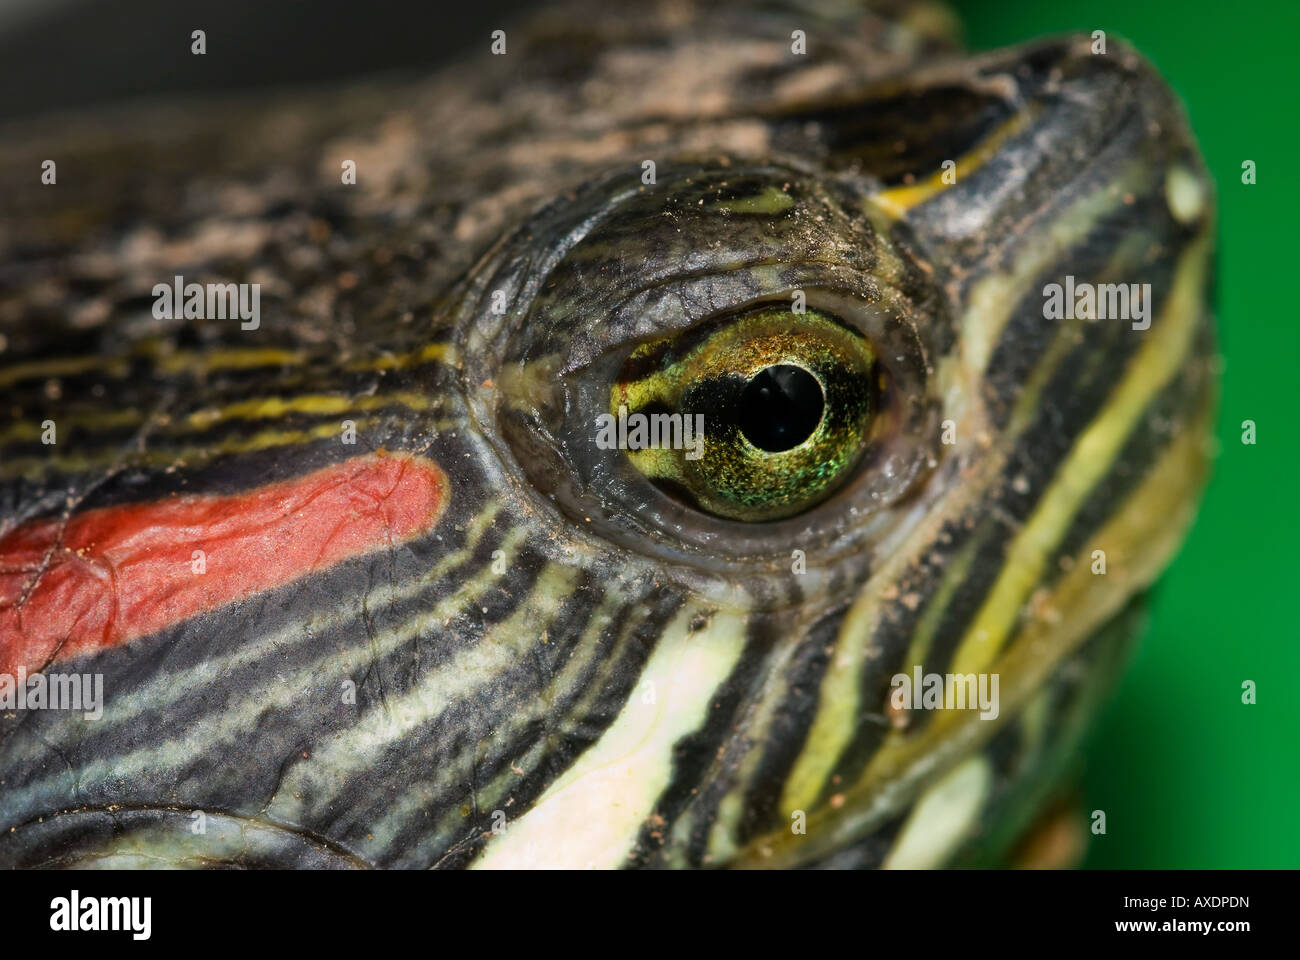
[883,755,991,869]
[473,606,747,869]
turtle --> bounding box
[0,0,1215,869]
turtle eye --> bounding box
[478,162,942,565]
[609,306,877,522]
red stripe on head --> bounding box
[0,454,448,674]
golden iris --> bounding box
[610,306,875,521]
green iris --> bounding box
[611,307,876,522]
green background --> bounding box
[955,0,1298,868]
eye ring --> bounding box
[463,160,947,570]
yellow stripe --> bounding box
[154,347,306,376]
[898,528,984,677]
[0,409,142,445]
[711,185,795,215]
[0,391,441,447]
[0,342,311,391]
[948,232,1209,678]
[0,416,402,480]
[180,391,437,430]
[0,355,128,388]
[871,111,1030,219]
[347,341,455,372]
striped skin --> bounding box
[0,2,1214,868]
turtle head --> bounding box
[0,4,1216,871]
[446,33,1216,867]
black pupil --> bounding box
[738,364,825,452]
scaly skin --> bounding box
[0,0,1214,868]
